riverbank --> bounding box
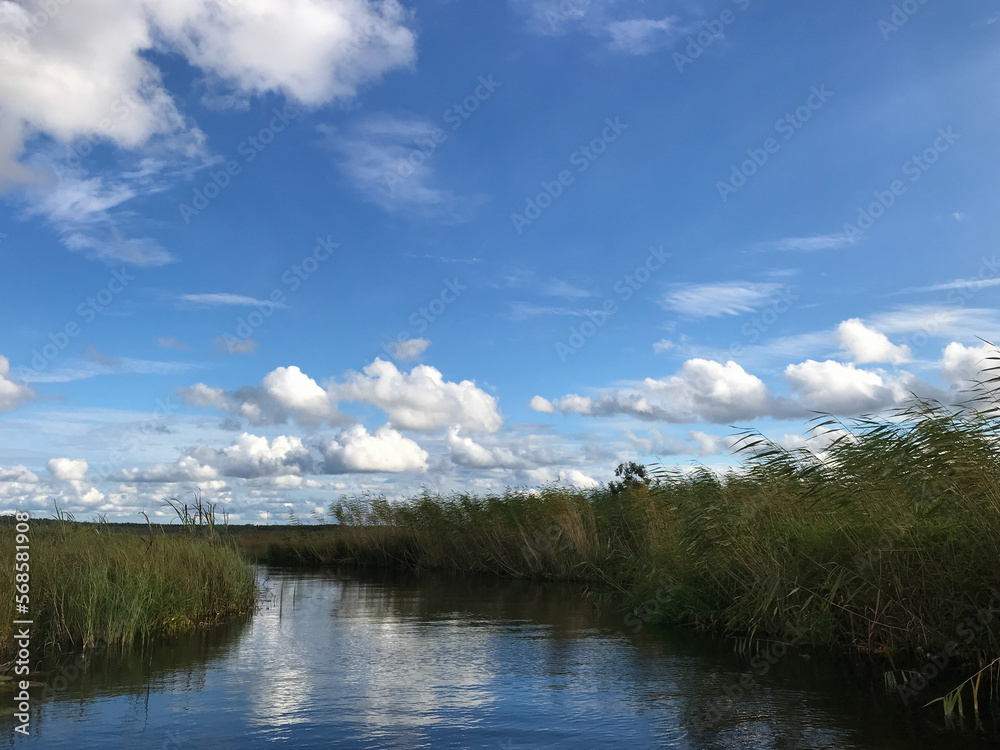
[232,394,1000,724]
[0,519,256,664]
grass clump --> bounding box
[0,511,256,663]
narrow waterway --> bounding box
[4,569,994,749]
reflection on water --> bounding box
[2,569,996,749]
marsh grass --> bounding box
[0,516,256,664]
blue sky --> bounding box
[2,0,1000,522]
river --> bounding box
[4,569,995,749]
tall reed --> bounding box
[0,518,256,662]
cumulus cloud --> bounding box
[179,365,341,426]
[941,341,996,387]
[331,358,503,432]
[529,395,556,414]
[446,426,534,469]
[181,359,500,432]
[0,355,34,412]
[0,464,39,484]
[0,0,416,182]
[784,360,911,414]
[540,359,779,424]
[47,457,89,482]
[838,319,911,364]
[189,433,314,479]
[1,0,417,257]
[117,433,313,482]
[320,424,428,473]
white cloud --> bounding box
[332,358,502,432]
[510,1,681,56]
[181,293,287,308]
[900,278,1000,294]
[837,318,911,364]
[324,116,484,221]
[188,433,314,478]
[47,456,100,499]
[940,341,996,387]
[652,338,674,353]
[157,335,191,350]
[541,279,593,299]
[388,337,430,361]
[521,467,599,489]
[763,233,857,252]
[179,365,341,426]
[529,395,556,414]
[664,282,785,318]
[624,427,732,457]
[179,359,500,432]
[545,359,780,424]
[606,17,678,55]
[784,360,911,414]
[320,424,428,473]
[115,455,221,483]
[213,336,261,355]
[446,426,531,469]
[0,355,34,412]
[867,305,1000,342]
[1,0,417,256]
[0,465,39,484]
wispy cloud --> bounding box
[606,17,679,55]
[157,336,191,351]
[896,278,1000,294]
[664,282,786,318]
[761,233,857,252]
[510,1,684,56]
[541,279,594,299]
[508,302,589,321]
[180,293,287,308]
[322,117,485,222]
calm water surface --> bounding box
[4,569,996,749]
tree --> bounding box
[609,461,649,496]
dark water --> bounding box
[3,569,996,749]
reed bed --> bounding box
[0,517,256,662]
[238,374,1000,724]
